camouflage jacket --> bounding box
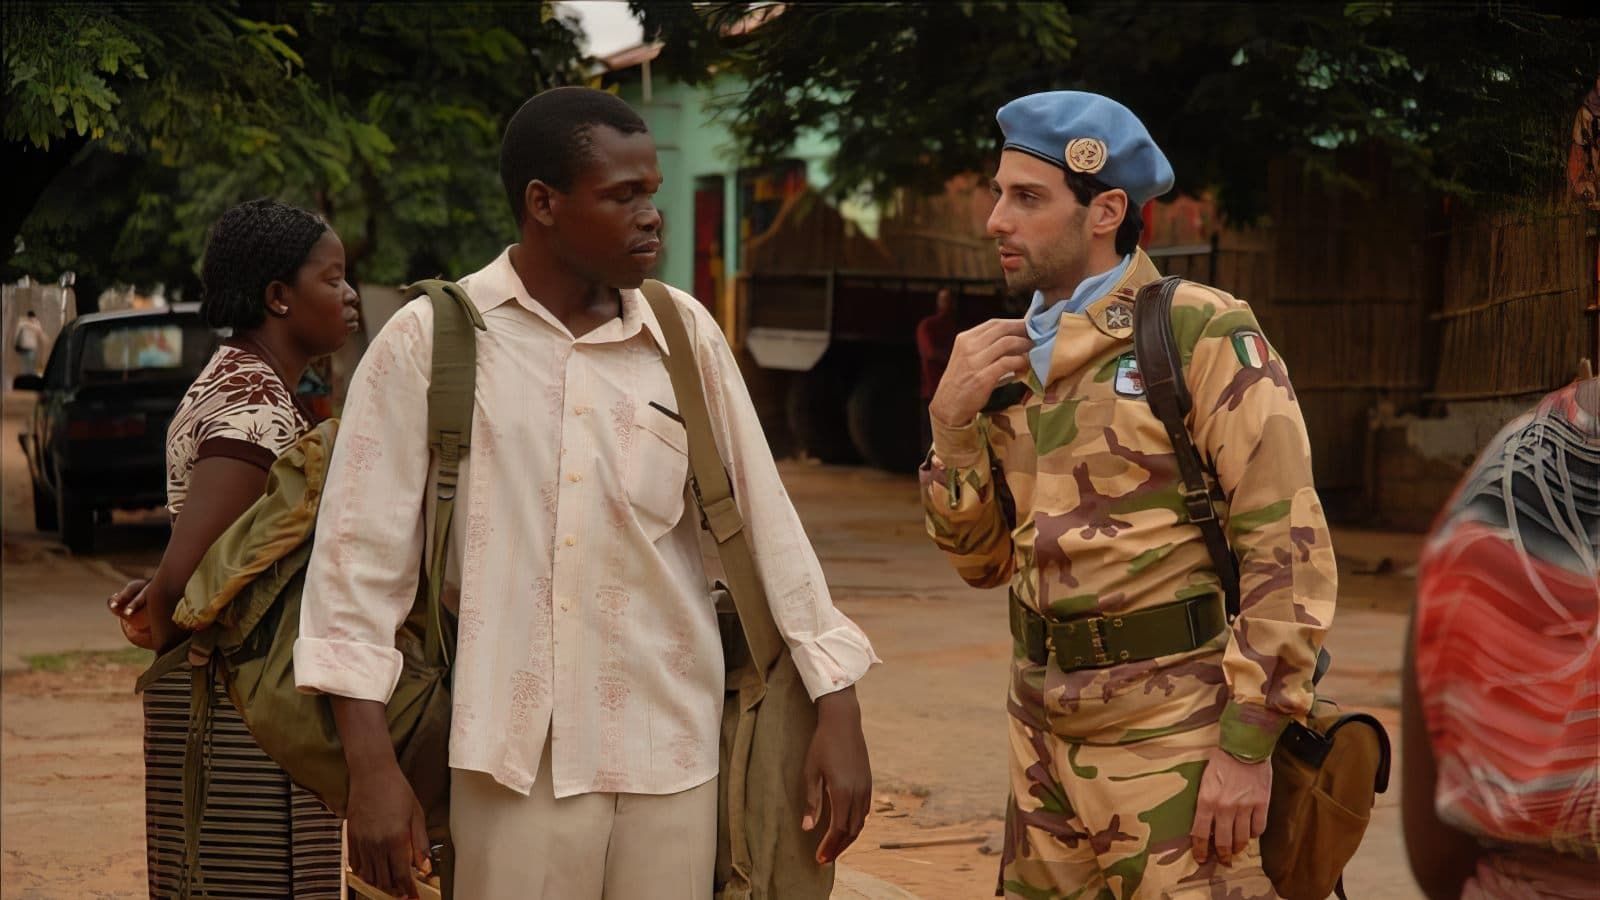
[920,249,1337,761]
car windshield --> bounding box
[76,319,216,384]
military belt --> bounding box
[1009,591,1228,672]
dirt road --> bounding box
[0,393,1424,898]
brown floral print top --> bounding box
[165,341,312,517]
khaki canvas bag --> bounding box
[639,280,834,900]
[136,279,484,899]
[1132,275,1391,900]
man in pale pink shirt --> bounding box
[294,88,878,898]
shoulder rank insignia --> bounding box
[1093,298,1134,338]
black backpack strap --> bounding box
[1132,276,1242,621]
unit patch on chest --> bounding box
[1113,352,1146,397]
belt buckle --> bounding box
[1085,616,1110,667]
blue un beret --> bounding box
[996,91,1175,205]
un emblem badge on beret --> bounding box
[1064,137,1107,174]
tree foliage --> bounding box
[635,1,1599,219]
[4,1,587,300]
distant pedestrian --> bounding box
[13,310,45,375]
[915,287,959,452]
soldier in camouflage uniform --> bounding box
[921,92,1337,899]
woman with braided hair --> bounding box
[106,198,359,897]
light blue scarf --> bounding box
[1024,253,1134,385]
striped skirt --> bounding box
[143,666,342,899]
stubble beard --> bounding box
[1002,259,1040,295]
[1005,240,1087,301]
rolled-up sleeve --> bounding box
[295,302,434,702]
[686,296,880,700]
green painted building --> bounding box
[597,49,956,474]
[603,55,840,318]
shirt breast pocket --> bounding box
[629,401,691,541]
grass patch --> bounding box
[24,647,154,673]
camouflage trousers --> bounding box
[1001,715,1279,900]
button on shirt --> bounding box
[295,248,878,797]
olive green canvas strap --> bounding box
[178,652,217,896]
[403,279,485,669]
[636,280,785,680]
[391,279,483,900]
[135,634,192,693]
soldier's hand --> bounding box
[1190,746,1271,866]
[928,319,1030,430]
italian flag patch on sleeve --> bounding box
[1231,330,1270,368]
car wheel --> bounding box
[31,480,58,531]
[56,487,94,555]
[785,355,862,465]
[846,360,925,473]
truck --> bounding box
[737,246,1220,474]
[740,270,1018,472]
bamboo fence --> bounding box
[1430,200,1597,399]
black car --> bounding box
[13,303,221,553]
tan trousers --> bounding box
[449,745,717,900]
[1003,719,1278,899]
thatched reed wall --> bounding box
[1432,200,1597,400]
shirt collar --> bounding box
[1024,252,1135,327]
[463,247,536,316]
[625,285,671,356]
[463,247,669,355]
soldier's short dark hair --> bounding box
[500,87,650,225]
[200,198,329,331]
[1064,170,1145,257]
